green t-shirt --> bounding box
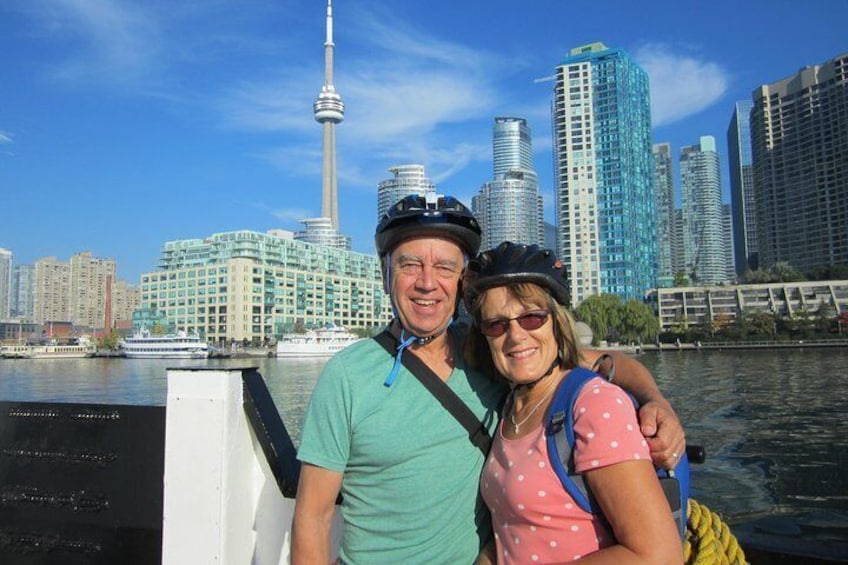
[298,333,506,564]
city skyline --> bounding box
[1,0,845,282]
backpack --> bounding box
[545,366,690,539]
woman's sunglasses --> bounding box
[479,310,550,338]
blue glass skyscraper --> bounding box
[552,42,656,304]
[727,100,757,275]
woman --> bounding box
[464,242,682,564]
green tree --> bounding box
[99,329,121,350]
[575,294,623,346]
[617,299,660,344]
[770,261,806,283]
[673,271,691,287]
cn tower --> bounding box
[314,0,344,230]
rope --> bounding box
[683,499,747,564]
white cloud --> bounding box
[0,131,13,144]
[634,43,729,127]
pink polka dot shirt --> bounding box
[481,377,650,563]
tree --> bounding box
[673,271,691,287]
[99,329,121,350]
[575,294,623,346]
[617,299,660,344]
[770,261,806,283]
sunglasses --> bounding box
[479,309,550,338]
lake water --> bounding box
[1,348,847,556]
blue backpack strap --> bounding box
[546,366,690,539]
[545,366,600,514]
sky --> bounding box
[1,0,845,283]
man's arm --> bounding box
[291,463,343,564]
[582,350,685,469]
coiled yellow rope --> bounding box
[683,499,747,564]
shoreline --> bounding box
[603,339,848,353]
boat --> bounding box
[119,328,210,359]
[275,325,362,358]
[0,336,97,359]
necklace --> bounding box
[509,377,560,434]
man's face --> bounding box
[389,237,465,338]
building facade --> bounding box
[69,252,117,329]
[376,164,436,222]
[722,204,736,282]
[473,117,543,251]
[750,52,848,273]
[11,263,35,321]
[649,280,848,332]
[652,143,675,287]
[294,217,351,250]
[0,248,11,319]
[140,230,393,344]
[727,100,758,275]
[552,42,657,304]
[33,257,71,324]
[680,135,727,285]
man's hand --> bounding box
[638,399,686,470]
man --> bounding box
[292,194,684,564]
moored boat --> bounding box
[275,325,362,358]
[119,328,209,359]
[0,336,97,359]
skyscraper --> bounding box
[0,248,11,319]
[376,165,436,221]
[473,117,544,251]
[552,42,656,304]
[722,204,736,282]
[727,100,757,275]
[750,52,848,273]
[652,143,675,287]
[11,263,35,320]
[680,136,727,285]
[314,0,344,231]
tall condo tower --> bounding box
[680,136,727,285]
[314,0,344,230]
[652,143,675,287]
[750,52,848,273]
[377,165,436,221]
[0,247,11,319]
[552,42,657,304]
[473,117,544,251]
[727,100,757,275]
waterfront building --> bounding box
[474,117,543,250]
[648,280,848,332]
[552,42,657,304]
[33,257,71,325]
[11,263,35,321]
[671,209,686,282]
[0,248,10,319]
[313,0,345,241]
[69,252,116,329]
[141,230,392,344]
[680,136,727,285]
[376,165,436,221]
[750,52,848,273]
[653,143,676,287]
[727,100,758,274]
[722,204,736,282]
[294,217,351,250]
[111,279,140,327]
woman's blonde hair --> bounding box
[463,282,583,381]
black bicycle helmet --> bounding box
[375,194,482,257]
[464,241,570,308]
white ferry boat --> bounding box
[0,336,97,359]
[275,325,362,358]
[120,328,210,359]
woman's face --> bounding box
[478,286,559,385]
